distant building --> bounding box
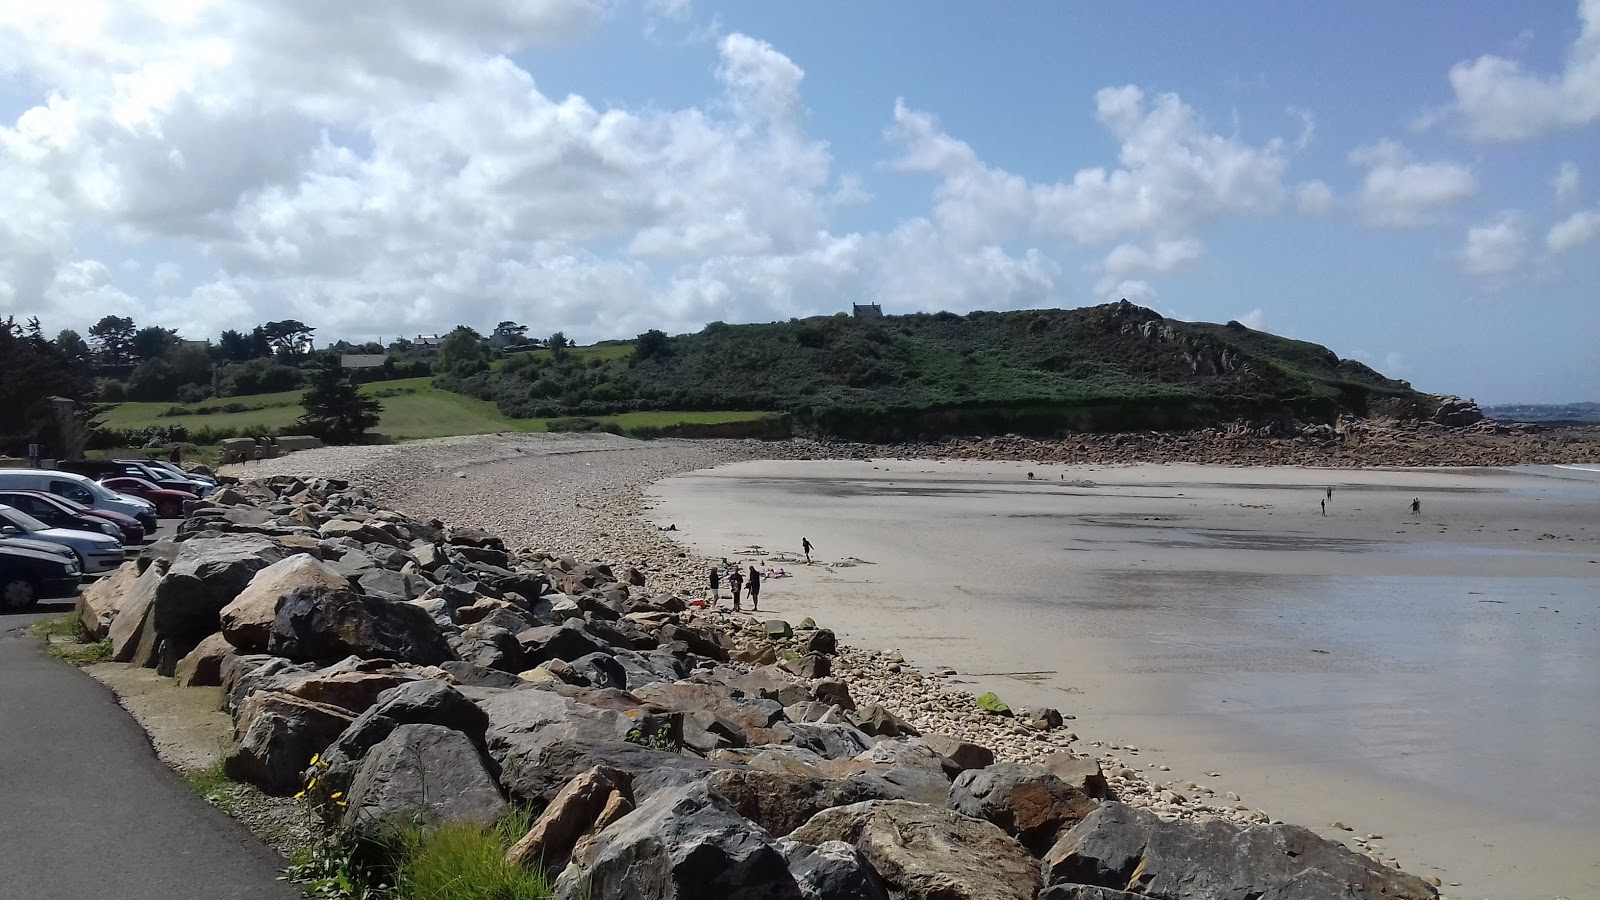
[414,334,443,358]
[181,339,211,350]
[340,354,387,369]
[852,303,883,320]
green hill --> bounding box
[442,301,1428,440]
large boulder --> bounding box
[786,723,875,760]
[174,632,234,687]
[706,769,909,838]
[107,563,166,663]
[1041,754,1109,800]
[342,724,506,843]
[284,669,415,714]
[948,763,1098,856]
[220,555,350,653]
[552,782,803,900]
[269,585,454,665]
[224,690,355,794]
[778,838,888,900]
[788,800,1040,900]
[516,622,615,667]
[151,535,287,641]
[505,765,634,875]
[1044,802,1439,900]
[312,678,489,802]
[77,561,138,640]
[922,734,994,772]
[495,738,735,808]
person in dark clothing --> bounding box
[1320,498,1326,516]
[746,565,761,612]
[708,566,720,604]
[728,566,744,612]
[1410,497,1421,515]
[169,447,182,464]
[802,537,814,564]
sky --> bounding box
[1,2,1597,403]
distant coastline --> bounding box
[1483,401,1600,423]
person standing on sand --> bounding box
[1320,498,1326,516]
[708,565,721,605]
[728,566,744,612]
[1411,497,1421,515]
[1326,486,1333,501]
[802,537,814,564]
[747,565,761,612]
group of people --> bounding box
[1319,485,1421,516]
[708,561,763,612]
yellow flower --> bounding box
[306,777,319,790]
[309,753,321,767]
[335,800,347,808]
[295,791,306,799]
[330,792,343,800]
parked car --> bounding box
[23,493,147,544]
[137,459,216,491]
[59,459,202,496]
[112,459,213,495]
[0,469,158,531]
[0,503,124,575]
[0,491,128,541]
[98,476,195,518]
[0,541,81,609]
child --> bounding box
[707,565,720,605]
[728,565,744,612]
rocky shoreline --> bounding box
[58,433,1465,897]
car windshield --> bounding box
[0,506,51,533]
[45,494,88,512]
[84,480,122,501]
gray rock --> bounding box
[850,703,919,738]
[949,762,1098,856]
[269,585,454,665]
[1044,802,1439,900]
[497,738,736,808]
[152,535,286,641]
[922,733,994,772]
[220,554,351,653]
[354,567,413,601]
[779,838,888,900]
[552,782,803,900]
[224,690,354,794]
[330,679,490,762]
[567,651,627,690]
[174,632,234,687]
[707,769,911,837]
[517,622,615,666]
[440,660,526,689]
[328,550,375,578]
[811,679,856,711]
[788,800,1041,900]
[782,652,832,680]
[787,723,875,760]
[343,724,506,843]
[801,628,837,656]
[108,563,165,663]
[455,622,527,672]
[844,740,955,805]
[1038,887,1145,900]
[1041,754,1109,800]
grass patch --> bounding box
[394,808,549,900]
[182,760,237,814]
[30,613,114,665]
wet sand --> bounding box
[648,461,1600,900]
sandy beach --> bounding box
[648,460,1600,900]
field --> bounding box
[98,377,773,442]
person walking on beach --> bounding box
[1410,497,1421,516]
[747,565,761,612]
[1320,498,1326,516]
[707,565,721,605]
[802,537,814,565]
[728,565,744,612]
[1326,486,1333,501]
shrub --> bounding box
[393,809,549,900]
[546,417,622,435]
[158,406,193,418]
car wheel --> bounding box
[159,501,182,518]
[1,576,39,610]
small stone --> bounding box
[1158,765,1170,772]
[974,692,1013,716]
[1423,876,1442,887]
[1224,791,1239,802]
[1334,821,1352,831]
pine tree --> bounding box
[296,361,382,445]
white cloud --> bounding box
[645,0,693,22]
[1238,308,1266,330]
[1445,0,1600,141]
[1456,213,1528,276]
[1547,209,1600,252]
[1350,139,1476,227]
[1552,162,1581,202]
[1295,180,1335,215]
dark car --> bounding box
[98,476,195,518]
[58,459,202,496]
[0,541,82,609]
[0,491,144,544]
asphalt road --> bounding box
[0,528,301,899]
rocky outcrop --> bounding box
[947,762,1098,856]
[343,724,506,843]
[789,800,1041,900]
[269,585,453,665]
[1045,802,1439,900]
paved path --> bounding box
[0,602,301,900]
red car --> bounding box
[0,490,146,544]
[99,476,195,519]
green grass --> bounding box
[30,613,114,665]
[182,761,237,814]
[493,341,634,370]
[394,809,550,900]
[102,375,774,443]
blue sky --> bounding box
[1,1,1596,402]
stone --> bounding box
[707,769,909,838]
[441,661,525,689]
[948,762,1099,856]
[567,651,627,690]
[174,632,234,687]
[552,782,803,900]
[778,838,888,900]
[77,561,138,640]
[787,723,876,760]
[330,679,490,761]
[220,555,350,653]
[1024,707,1065,730]
[811,679,856,711]
[975,691,1013,716]
[496,738,735,808]
[788,800,1040,900]
[1038,887,1145,900]
[765,619,794,640]
[343,724,506,843]
[783,652,833,679]
[328,550,375,578]
[108,563,166,663]
[1044,802,1440,900]
[152,535,287,642]
[624,566,646,586]
[1040,754,1109,800]
[801,628,837,656]
[786,701,849,725]
[517,622,615,666]
[839,740,956,805]
[797,617,817,630]
[224,690,355,794]
[285,670,413,714]
[922,733,995,772]
[850,703,919,738]
[269,585,454,666]
[505,765,634,874]
[355,568,414,601]
[658,622,730,662]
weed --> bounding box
[394,808,550,900]
[624,725,681,754]
[30,614,114,665]
[181,761,235,814]
[282,836,394,900]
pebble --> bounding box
[1158,765,1170,771]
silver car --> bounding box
[0,503,125,575]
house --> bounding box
[414,334,443,358]
[340,354,387,369]
[852,303,883,320]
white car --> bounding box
[0,503,125,575]
[0,469,158,530]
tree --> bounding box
[88,315,137,366]
[218,329,256,362]
[0,316,98,456]
[54,329,93,371]
[259,320,316,358]
[492,320,529,343]
[634,329,670,361]
[131,325,179,361]
[296,361,382,445]
[435,325,489,375]
[548,331,570,361]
